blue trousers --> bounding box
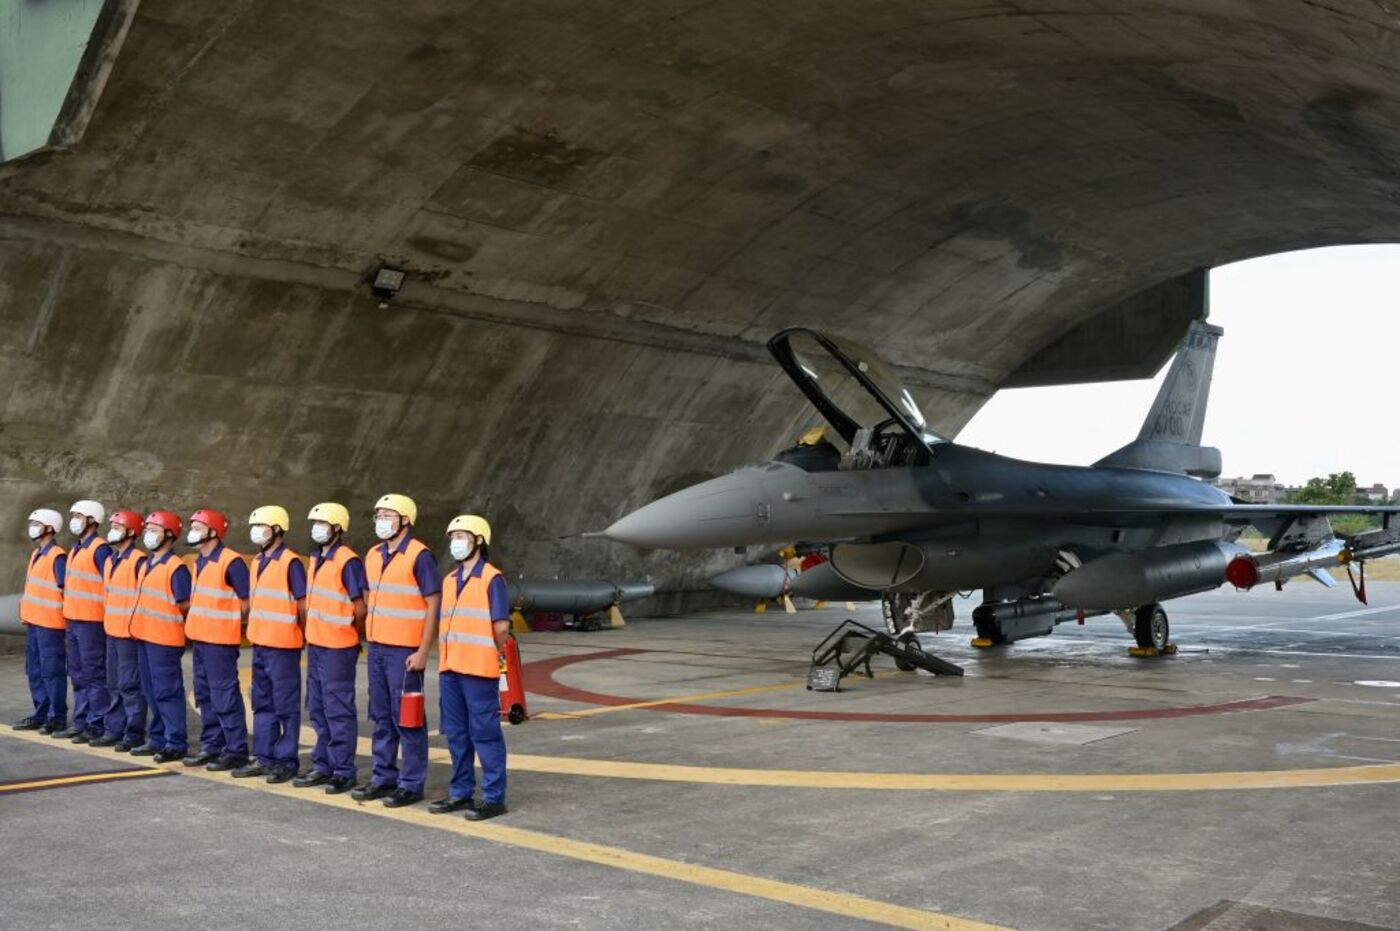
[439,671,507,804]
[251,646,301,772]
[366,643,427,793]
[25,625,67,724]
[307,644,359,781]
[67,620,108,735]
[193,642,248,758]
[103,636,146,743]
[137,640,186,753]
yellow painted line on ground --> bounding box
[0,767,167,794]
[505,755,1400,792]
[1,728,1006,931]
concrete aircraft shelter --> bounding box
[2,0,1399,597]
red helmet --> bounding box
[110,509,144,533]
[144,510,182,536]
[190,508,229,540]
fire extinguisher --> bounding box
[499,636,528,725]
[398,669,425,729]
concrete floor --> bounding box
[3,584,1399,930]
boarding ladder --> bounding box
[807,619,963,690]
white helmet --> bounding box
[27,509,63,534]
[70,500,106,525]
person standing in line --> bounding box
[128,511,192,763]
[93,509,148,751]
[294,503,367,795]
[351,494,439,809]
[183,509,252,771]
[56,500,112,743]
[430,515,512,821]
[13,508,68,734]
[233,506,306,784]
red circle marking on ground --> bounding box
[522,648,1314,723]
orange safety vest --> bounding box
[247,546,304,650]
[102,549,145,639]
[439,562,503,678]
[20,545,66,630]
[63,537,107,622]
[365,538,431,648]
[307,543,361,649]
[130,553,187,647]
[186,546,246,646]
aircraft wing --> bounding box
[825,504,1400,525]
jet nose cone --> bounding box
[602,469,775,549]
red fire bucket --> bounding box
[398,670,425,729]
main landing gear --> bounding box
[1127,602,1177,656]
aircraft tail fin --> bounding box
[1093,319,1223,478]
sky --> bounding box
[955,245,1400,488]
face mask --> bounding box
[107,528,125,544]
[187,529,206,545]
[449,538,474,562]
[27,524,42,540]
[69,517,87,535]
[250,526,270,547]
[311,523,332,545]
[374,518,396,541]
[143,530,162,550]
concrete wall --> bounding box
[0,220,981,598]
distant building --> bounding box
[1213,474,1289,504]
[1359,483,1389,503]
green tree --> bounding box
[1293,471,1357,504]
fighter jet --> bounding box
[603,322,1400,651]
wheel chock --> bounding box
[1128,643,1178,657]
[971,637,996,648]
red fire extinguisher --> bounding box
[499,636,528,725]
[398,670,425,729]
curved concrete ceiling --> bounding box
[1,0,1398,589]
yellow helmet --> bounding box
[307,502,350,531]
[248,505,290,532]
[373,493,417,525]
[447,514,491,545]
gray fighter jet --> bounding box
[603,322,1400,651]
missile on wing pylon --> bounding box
[1226,528,1400,591]
[707,564,798,599]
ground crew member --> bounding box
[129,511,191,763]
[57,500,112,742]
[294,503,367,794]
[233,506,306,784]
[352,493,439,809]
[184,509,251,771]
[94,510,148,750]
[13,508,68,734]
[429,515,511,821]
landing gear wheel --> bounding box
[894,635,924,672]
[1134,603,1169,650]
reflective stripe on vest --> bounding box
[247,548,304,649]
[63,541,106,621]
[365,538,430,648]
[20,548,66,630]
[130,556,186,647]
[306,545,359,649]
[185,548,245,646]
[102,551,144,639]
[438,562,502,678]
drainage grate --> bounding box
[1167,901,1396,931]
